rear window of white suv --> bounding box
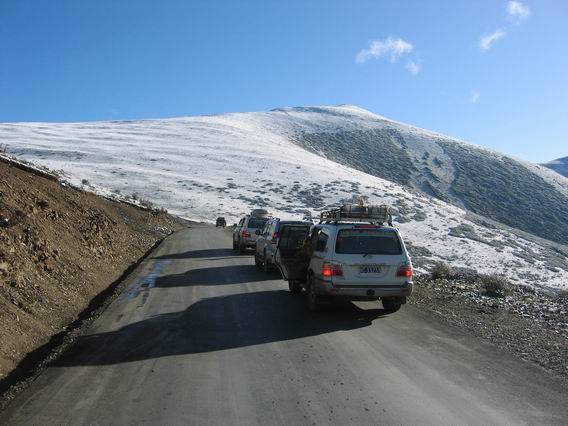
[247,218,268,229]
[335,228,402,255]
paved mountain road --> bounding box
[1,225,566,425]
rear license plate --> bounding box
[359,266,381,274]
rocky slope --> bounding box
[0,158,182,381]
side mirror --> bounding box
[255,229,261,235]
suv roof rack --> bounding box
[320,204,393,226]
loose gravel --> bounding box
[410,275,568,387]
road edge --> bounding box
[0,232,174,411]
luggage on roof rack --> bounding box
[320,204,393,225]
[250,209,269,217]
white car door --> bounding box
[308,227,329,280]
[256,221,270,258]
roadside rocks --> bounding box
[411,275,568,385]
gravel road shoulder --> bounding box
[410,275,568,387]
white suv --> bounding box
[232,212,270,253]
[274,204,413,313]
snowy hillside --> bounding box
[0,105,567,291]
[284,108,568,245]
[541,156,568,178]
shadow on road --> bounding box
[55,290,387,367]
[154,264,274,287]
[154,248,245,260]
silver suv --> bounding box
[255,218,314,272]
[274,204,413,313]
[232,211,270,253]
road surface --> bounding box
[1,225,566,425]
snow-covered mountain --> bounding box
[541,156,568,178]
[283,107,568,246]
[1,105,567,291]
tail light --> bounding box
[397,265,413,279]
[242,230,251,238]
[271,231,279,243]
[322,262,343,277]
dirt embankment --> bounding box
[0,159,183,380]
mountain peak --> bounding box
[269,104,378,117]
[541,156,568,178]
[543,156,568,165]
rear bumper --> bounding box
[313,277,413,298]
[242,238,257,248]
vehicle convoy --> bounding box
[215,217,226,227]
[255,218,314,272]
[274,204,413,313]
[232,209,270,253]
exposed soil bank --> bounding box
[0,159,183,382]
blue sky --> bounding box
[1,0,566,162]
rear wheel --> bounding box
[307,274,320,312]
[382,297,402,313]
[232,237,237,250]
[289,280,302,294]
[254,254,262,267]
[263,250,271,273]
[238,239,245,254]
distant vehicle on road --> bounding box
[274,203,413,313]
[232,210,270,253]
[255,218,314,272]
[216,217,226,227]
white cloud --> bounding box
[479,29,506,51]
[356,36,413,63]
[471,90,480,104]
[406,60,420,75]
[507,1,530,22]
